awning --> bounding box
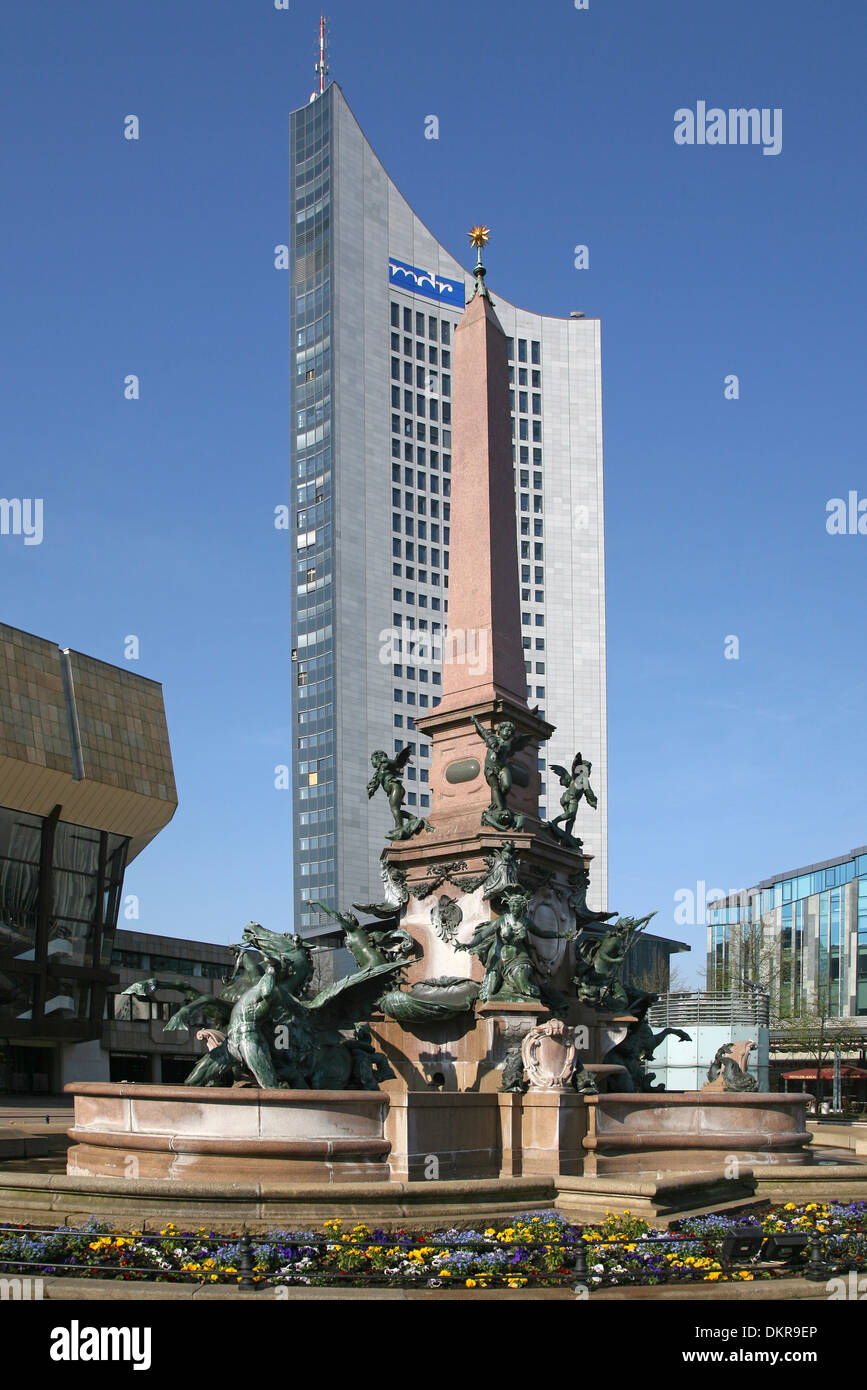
[781,1065,867,1080]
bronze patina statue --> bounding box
[500,1044,528,1093]
[367,747,432,841]
[566,869,617,929]
[572,913,656,1010]
[224,961,286,1089]
[233,922,315,997]
[126,918,407,1091]
[603,994,691,1092]
[121,979,231,1032]
[345,1023,396,1088]
[470,716,543,831]
[313,901,417,969]
[547,752,598,848]
[353,858,410,918]
[456,891,575,1003]
[380,974,481,1023]
[704,1041,759,1092]
[480,839,523,900]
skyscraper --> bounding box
[290,82,607,934]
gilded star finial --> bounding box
[467,224,494,304]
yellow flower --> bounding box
[705,1272,722,1281]
[465,1278,477,1287]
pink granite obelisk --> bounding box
[411,233,554,839]
[372,230,592,1092]
[435,280,526,711]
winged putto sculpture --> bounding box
[367,747,433,841]
[122,919,402,1090]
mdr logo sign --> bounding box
[388,257,465,308]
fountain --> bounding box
[45,229,831,1230]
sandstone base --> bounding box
[66,1083,391,1183]
[65,1084,815,1186]
[583,1092,814,1174]
[386,1090,588,1180]
[11,1164,867,1233]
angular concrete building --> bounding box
[0,622,177,1090]
[290,83,607,934]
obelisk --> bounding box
[372,228,593,1094]
[410,227,554,842]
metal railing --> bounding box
[649,991,769,1027]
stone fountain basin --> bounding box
[64,1083,816,1186]
[65,1083,391,1184]
[582,1090,814,1174]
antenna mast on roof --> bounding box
[311,15,329,99]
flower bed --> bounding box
[0,1202,864,1289]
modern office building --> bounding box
[290,82,608,933]
[707,844,867,1020]
[0,622,177,1092]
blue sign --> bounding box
[388,257,465,309]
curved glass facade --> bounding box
[707,845,867,1017]
[290,83,608,930]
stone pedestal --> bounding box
[499,1091,588,1177]
[372,1001,549,1093]
[383,1089,589,1180]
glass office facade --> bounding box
[707,847,867,1018]
[0,803,128,1038]
[289,84,607,931]
[291,94,337,923]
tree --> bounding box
[709,915,865,1102]
[710,912,800,1016]
[623,955,690,997]
[772,986,863,1108]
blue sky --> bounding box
[1,1,864,979]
